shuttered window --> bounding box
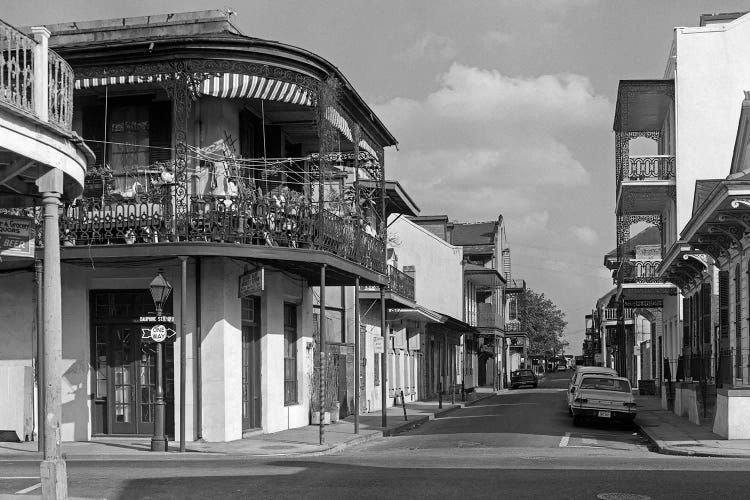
[736,264,743,379]
[719,270,730,339]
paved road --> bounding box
[2,371,750,499]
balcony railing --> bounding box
[387,264,415,301]
[360,264,415,299]
[618,259,663,284]
[619,155,675,183]
[504,321,525,333]
[0,19,74,129]
[47,186,385,274]
[602,308,635,321]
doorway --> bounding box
[242,297,262,430]
[91,291,174,436]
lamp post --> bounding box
[149,269,172,452]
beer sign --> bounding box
[0,215,35,259]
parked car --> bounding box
[510,369,538,389]
[557,364,568,372]
[570,375,636,426]
[567,366,618,413]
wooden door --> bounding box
[242,297,262,430]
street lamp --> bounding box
[149,269,172,452]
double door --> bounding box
[93,323,173,435]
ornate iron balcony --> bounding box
[618,155,675,184]
[0,19,74,129]
[617,259,663,284]
[41,184,385,274]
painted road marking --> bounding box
[0,477,39,480]
[16,482,41,494]
[436,414,506,420]
[559,432,570,447]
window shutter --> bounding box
[149,101,172,165]
[701,282,712,344]
[719,270,729,338]
[682,296,690,347]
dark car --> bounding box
[510,369,538,389]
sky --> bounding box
[6,0,750,353]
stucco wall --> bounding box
[674,19,750,234]
[389,216,463,318]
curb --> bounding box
[634,421,749,459]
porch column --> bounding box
[380,285,387,427]
[36,169,67,499]
[179,256,188,452]
[319,264,327,445]
[354,277,360,434]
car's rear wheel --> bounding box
[572,415,582,426]
[568,406,573,416]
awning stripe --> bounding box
[74,72,381,157]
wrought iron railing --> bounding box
[618,259,663,284]
[619,155,675,183]
[52,188,385,274]
[388,264,415,301]
[504,321,525,333]
[0,20,34,116]
[47,50,74,129]
[0,19,75,130]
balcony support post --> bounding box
[354,276,360,434]
[319,264,327,445]
[36,169,67,499]
[380,285,387,427]
[30,27,49,122]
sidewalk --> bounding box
[634,393,750,458]
[0,389,498,462]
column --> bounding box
[36,169,67,499]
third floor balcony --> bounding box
[477,302,502,330]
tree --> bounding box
[519,289,568,357]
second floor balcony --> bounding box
[477,302,502,330]
[617,259,663,285]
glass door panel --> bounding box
[111,327,137,434]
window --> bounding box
[80,97,171,192]
[284,303,298,405]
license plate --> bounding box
[597,411,611,418]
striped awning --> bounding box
[75,72,312,106]
[74,71,380,158]
[200,73,313,106]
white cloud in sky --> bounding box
[571,225,599,245]
[374,63,611,228]
[394,32,458,62]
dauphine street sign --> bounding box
[0,215,35,259]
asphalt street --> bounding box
[2,371,749,499]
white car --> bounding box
[567,366,618,413]
[570,375,636,426]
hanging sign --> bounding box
[239,268,264,298]
[373,336,385,354]
[0,215,35,259]
[141,324,176,343]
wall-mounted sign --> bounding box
[141,324,176,343]
[0,215,35,259]
[373,336,385,354]
[624,299,663,309]
[239,268,264,298]
[594,353,603,363]
[139,316,175,323]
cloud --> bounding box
[571,225,599,245]
[394,32,458,62]
[374,63,611,226]
[481,30,513,47]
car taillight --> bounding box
[574,397,588,404]
[623,402,636,408]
